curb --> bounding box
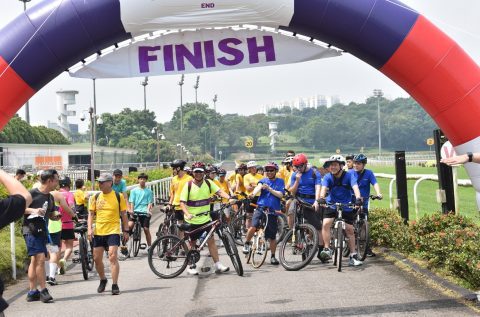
[380,248,479,306]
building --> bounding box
[261,94,332,114]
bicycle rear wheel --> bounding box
[251,231,268,268]
[133,222,142,257]
[356,219,369,261]
[87,240,94,271]
[78,236,89,280]
[222,231,244,276]
[335,226,344,272]
[276,213,288,243]
[148,235,188,279]
[230,216,246,246]
[279,223,318,271]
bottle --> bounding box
[198,231,207,246]
[28,201,48,219]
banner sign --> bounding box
[35,156,63,170]
[70,28,341,78]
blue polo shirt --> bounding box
[354,169,377,209]
[129,187,154,214]
[321,170,357,212]
[112,179,127,194]
[257,178,285,211]
[290,168,322,204]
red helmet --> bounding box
[191,161,206,172]
[292,153,308,166]
[264,162,279,171]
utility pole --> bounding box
[194,75,200,105]
[19,0,31,124]
[141,77,148,110]
[178,74,185,145]
[213,94,218,112]
[373,89,384,158]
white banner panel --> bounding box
[119,0,295,35]
[70,28,341,79]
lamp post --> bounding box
[141,76,148,110]
[82,107,102,190]
[19,0,31,124]
[152,127,165,167]
[178,74,185,144]
[373,89,384,158]
[194,75,200,105]
[93,78,98,144]
[212,94,217,112]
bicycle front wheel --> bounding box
[78,236,89,280]
[276,213,288,243]
[133,222,142,257]
[222,231,244,276]
[230,216,246,246]
[335,226,344,272]
[356,219,369,261]
[148,235,189,279]
[87,240,94,271]
[251,231,268,269]
[279,223,319,271]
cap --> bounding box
[97,173,113,182]
[113,169,123,176]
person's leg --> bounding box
[34,253,47,290]
[63,239,74,261]
[108,246,120,284]
[345,223,356,254]
[48,251,58,279]
[322,217,334,250]
[93,247,106,279]
[28,255,37,291]
[207,234,220,262]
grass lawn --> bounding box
[0,224,26,279]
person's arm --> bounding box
[87,196,95,241]
[119,196,129,235]
[441,152,480,165]
[51,191,75,217]
[0,170,32,206]
[250,183,263,198]
[289,172,301,195]
[373,183,382,198]
[147,190,154,215]
[263,183,284,199]
[128,190,134,214]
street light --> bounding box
[152,127,165,167]
[194,75,200,105]
[178,74,185,144]
[19,0,32,124]
[373,89,384,158]
[212,94,218,112]
[141,76,149,110]
[81,107,102,190]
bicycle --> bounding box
[73,220,94,280]
[148,203,243,278]
[355,195,382,260]
[246,207,276,268]
[278,194,319,271]
[126,213,149,257]
[156,199,178,238]
[326,202,357,272]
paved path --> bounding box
[4,209,478,317]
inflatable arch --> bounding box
[1,0,480,202]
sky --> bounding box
[1,0,479,132]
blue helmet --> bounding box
[353,154,367,164]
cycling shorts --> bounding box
[323,208,356,225]
[252,209,278,240]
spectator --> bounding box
[15,169,26,181]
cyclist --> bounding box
[234,163,247,197]
[180,161,234,275]
[74,179,89,219]
[217,169,234,222]
[15,168,26,181]
[345,154,355,170]
[243,162,284,265]
[289,154,324,260]
[243,161,263,228]
[88,173,129,295]
[168,159,192,240]
[112,169,129,210]
[352,154,382,257]
[318,155,364,266]
[184,166,193,177]
[128,173,154,249]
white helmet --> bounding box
[246,161,257,168]
[326,155,346,165]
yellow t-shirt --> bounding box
[216,179,230,203]
[243,173,263,196]
[171,174,193,210]
[278,166,293,189]
[235,174,246,196]
[74,189,87,207]
[89,191,127,236]
[227,173,236,189]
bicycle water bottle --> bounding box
[198,231,207,246]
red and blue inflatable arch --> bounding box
[1,0,480,196]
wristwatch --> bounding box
[467,152,473,162]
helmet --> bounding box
[205,165,217,173]
[238,163,247,170]
[191,161,206,172]
[218,168,227,176]
[264,161,279,171]
[246,161,257,168]
[282,156,293,164]
[292,153,308,166]
[170,159,187,169]
[326,154,346,166]
[346,154,355,160]
[184,166,192,172]
[59,176,71,188]
[113,169,123,176]
[353,153,368,164]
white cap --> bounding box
[246,161,257,168]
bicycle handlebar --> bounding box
[369,195,383,201]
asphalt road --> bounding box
[3,208,478,317]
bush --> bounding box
[369,208,413,253]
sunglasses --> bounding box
[294,164,305,169]
[265,169,276,172]
[193,170,204,174]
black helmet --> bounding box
[345,154,355,160]
[218,168,227,176]
[59,176,71,188]
[113,169,123,176]
[353,154,368,164]
[170,159,187,169]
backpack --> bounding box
[95,191,122,215]
[186,179,213,201]
[331,171,352,190]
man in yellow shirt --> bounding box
[74,178,88,219]
[243,161,263,228]
[88,173,129,295]
[168,160,192,239]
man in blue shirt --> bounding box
[352,154,382,256]
[244,162,285,265]
[319,155,364,266]
[128,173,154,248]
[289,153,324,260]
[113,169,129,210]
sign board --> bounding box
[245,139,253,148]
[426,138,434,146]
[440,141,457,159]
[35,156,63,170]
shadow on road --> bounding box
[53,286,170,302]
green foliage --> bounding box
[0,115,70,144]
[370,209,480,289]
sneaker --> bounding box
[366,247,376,257]
[319,248,332,262]
[59,259,66,275]
[270,256,279,265]
[349,254,363,267]
[26,290,40,302]
[214,262,230,273]
[242,242,251,255]
[120,246,129,256]
[39,288,53,303]
[187,266,199,275]
[97,279,108,293]
[111,284,120,295]
[47,277,58,286]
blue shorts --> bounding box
[252,208,278,240]
[49,232,62,248]
[24,234,48,257]
[93,234,120,249]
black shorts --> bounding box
[246,196,258,214]
[252,209,278,240]
[186,223,213,241]
[136,214,151,228]
[93,234,120,249]
[61,229,75,240]
[174,210,184,221]
[49,232,62,248]
[323,208,356,225]
[301,205,322,230]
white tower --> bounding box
[56,90,78,138]
[268,122,279,154]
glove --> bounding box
[355,197,363,207]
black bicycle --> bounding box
[148,203,243,278]
[127,213,149,257]
[73,220,94,280]
[278,195,319,271]
[156,199,177,238]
